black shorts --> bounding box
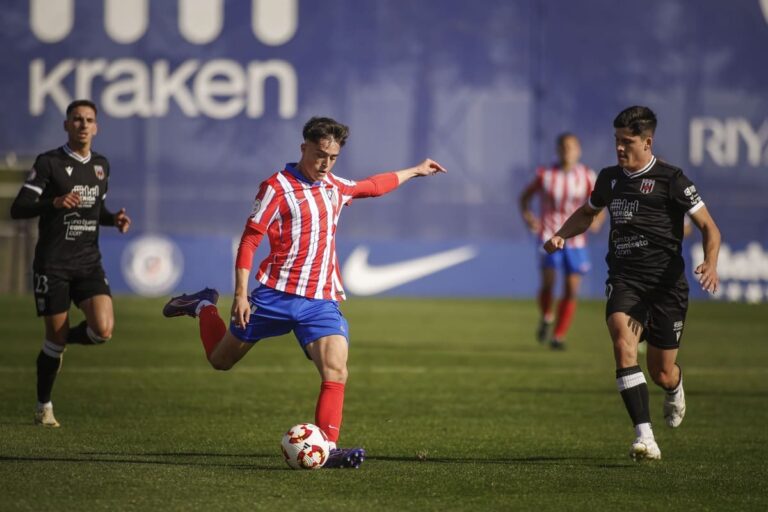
[605,277,688,350]
[32,266,112,317]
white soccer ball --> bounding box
[281,423,330,470]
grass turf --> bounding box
[0,295,767,511]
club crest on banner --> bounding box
[94,165,105,180]
[640,179,655,194]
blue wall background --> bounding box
[2,0,766,301]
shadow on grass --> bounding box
[358,454,633,469]
[0,452,633,470]
[0,453,285,471]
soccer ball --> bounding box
[281,423,330,470]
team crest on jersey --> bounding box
[640,179,655,194]
[326,187,337,203]
[94,165,105,180]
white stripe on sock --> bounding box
[86,326,108,343]
[616,370,646,392]
[41,340,65,358]
[195,300,213,316]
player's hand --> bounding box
[231,295,250,329]
[115,208,131,233]
[53,192,81,209]
[413,158,447,177]
[694,261,719,294]
[543,236,565,254]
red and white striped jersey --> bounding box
[246,164,397,301]
[531,163,596,248]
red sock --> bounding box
[553,298,577,339]
[538,289,553,321]
[315,381,345,443]
[198,305,226,358]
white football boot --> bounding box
[34,403,61,428]
[663,382,686,428]
[630,437,661,461]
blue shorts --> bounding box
[540,246,591,275]
[229,285,349,357]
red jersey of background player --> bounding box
[531,163,596,248]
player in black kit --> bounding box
[544,106,721,460]
[10,99,131,427]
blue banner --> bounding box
[3,0,767,301]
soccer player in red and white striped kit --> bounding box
[163,116,446,468]
[519,133,603,349]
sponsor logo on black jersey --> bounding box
[72,184,100,208]
[609,198,639,224]
[63,212,98,240]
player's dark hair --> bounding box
[556,132,578,146]
[303,117,349,147]
[613,106,657,136]
[66,99,98,117]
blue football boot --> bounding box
[162,288,219,318]
[324,447,366,469]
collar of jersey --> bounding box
[285,162,325,186]
[62,144,92,164]
[622,155,656,178]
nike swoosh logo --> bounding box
[342,245,478,296]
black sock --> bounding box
[66,320,106,344]
[616,366,651,426]
[36,350,62,403]
[66,320,90,344]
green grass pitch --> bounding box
[1,295,767,511]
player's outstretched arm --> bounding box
[543,204,600,254]
[393,158,446,184]
[351,159,446,199]
[689,205,721,294]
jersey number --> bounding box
[34,274,49,294]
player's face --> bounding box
[557,136,581,169]
[614,127,652,171]
[64,106,98,149]
[298,138,341,182]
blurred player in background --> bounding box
[544,106,721,461]
[520,133,603,350]
[10,99,131,428]
[163,116,446,469]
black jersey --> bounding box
[11,145,112,271]
[589,157,703,285]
